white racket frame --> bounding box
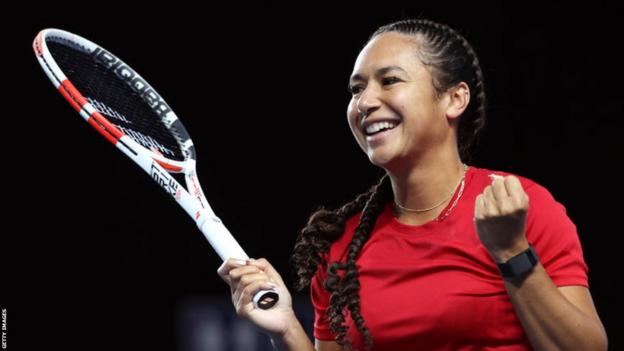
[33,28,278,309]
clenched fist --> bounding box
[474,175,531,262]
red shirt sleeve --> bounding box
[310,256,337,341]
[524,181,589,288]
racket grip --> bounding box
[199,216,248,261]
[198,217,280,309]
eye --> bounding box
[348,84,364,95]
[381,76,401,86]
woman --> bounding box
[218,19,607,351]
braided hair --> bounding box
[290,19,487,351]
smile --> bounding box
[364,121,399,136]
[365,123,399,145]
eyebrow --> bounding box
[349,66,409,83]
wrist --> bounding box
[490,239,531,263]
[496,244,540,279]
[269,311,306,347]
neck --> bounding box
[387,152,466,224]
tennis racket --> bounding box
[33,28,278,309]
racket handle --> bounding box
[198,217,280,309]
[199,217,248,260]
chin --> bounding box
[367,150,395,168]
[367,146,412,172]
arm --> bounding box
[498,244,608,350]
[475,176,608,351]
[268,312,315,351]
[268,312,344,351]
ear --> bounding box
[445,82,470,121]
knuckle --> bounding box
[228,270,239,280]
[240,275,251,285]
[500,203,513,214]
[228,257,246,266]
[217,262,231,275]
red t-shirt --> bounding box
[311,166,588,350]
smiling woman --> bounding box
[346,31,479,172]
[218,18,608,351]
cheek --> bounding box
[346,102,360,132]
[346,103,367,150]
[391,90,414,114]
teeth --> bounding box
[365,121,398,135]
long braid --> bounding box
[291,19,487,351]
[451,27,487,163]
[459,51,487,163]
[325,175,392,350]
[291,183,377,292]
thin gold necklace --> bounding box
[394,164,468,213]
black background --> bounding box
[5,2,622,350]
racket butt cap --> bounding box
[253,288,279,310]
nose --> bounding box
[356,85,381,121]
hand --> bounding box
[474,175,530,262]
[217,257,295,337]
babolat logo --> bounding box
[92,47,172,117]
[150,163,178,197]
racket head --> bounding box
[33,28,196,172]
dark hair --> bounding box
[290,19,487,351]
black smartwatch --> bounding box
[496,245,539,279]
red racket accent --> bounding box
[154,159,183,172]
[87,111,125,144]
[33,33,44,57]
[59,80,88,112]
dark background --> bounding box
[4,2,621,350]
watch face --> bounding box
[497,246,539,278]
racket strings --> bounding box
[47,41,186,161]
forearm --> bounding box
[269,313,315,351]
[503,263,607,351]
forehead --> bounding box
[351,32,424,78]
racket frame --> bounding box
[33,29,278,309]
